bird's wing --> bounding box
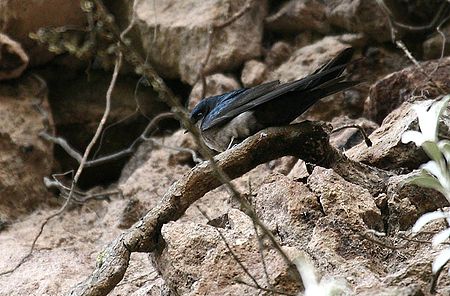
[200,80,281,130]
[202,62,349,131]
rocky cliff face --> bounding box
[1,0,450,295]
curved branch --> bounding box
[68,121,390,296]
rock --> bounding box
[117,197,145,229]
[365,57,450,124]
[134,0,267,84]
[305,168,390,291]
[0,75,54,220]
[0,34,29,80]
[269,36,352,82]
[44,68,168,188]
[252,174,322,246]
[267,156,298,176]
[330,116,379,151]
[324,0,391,42]
[154,209,302,296]
[423,21,450,60]
[287,160,309,180]
[265,0,330,34]
[188,73,241,110]
[345,47,410,120]
[119,130,194,216]
[269,36,362,121]
[264,41,293,68]
[358,285,425,296]
[346,100,432,170]
[307,215,388,291]
[241,60,268,87]
[386,172,449,230]
[308,167,382,230]
[0,0,86,66]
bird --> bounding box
[189,47,358,152]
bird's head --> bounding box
[189,99,211,125]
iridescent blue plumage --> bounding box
[189,47,357,152]
[201,88,248,130]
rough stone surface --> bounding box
[269,36,351,82]
[308,167,382,230]
[252,174,322,247]
[0,75,54,220]
[154,209,302,296]
[188,73,241,111]
[365,57,450,124]
[386,172,449,231]
[0,0,86,66]
[268,35,364,121]
[241,60,268,87]
[0,34,29,80]
[286,160,309,181]
[346,101,431,170]
[324,0,391,42]
[134,0,267,85]
[264,41,293,68]
[265,0,330,34]
[0,201,162,296]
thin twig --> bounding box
[41,112,178,167]
[331,124,372,147]
[377,0,449,32]
[377,0,447,94]
[252,221,275,296]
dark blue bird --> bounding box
[190,47,358,152]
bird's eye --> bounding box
[196,112,203,119]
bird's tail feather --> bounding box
[302,47,354,90]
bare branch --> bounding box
[68,122,390,295]
[41,112,178,167]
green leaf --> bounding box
[438,140,450,164]
[422,141,443,163]
[404,170,444,192]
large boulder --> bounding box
[0,75,54,220]
[365,57,450,124]
[0,0,86,66]
[346,101,432,170]
[324,0,391,42]
[154,209,302,295]
[134,0,267,85]
[265,0,330,34]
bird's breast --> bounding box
[201,111,263,152]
